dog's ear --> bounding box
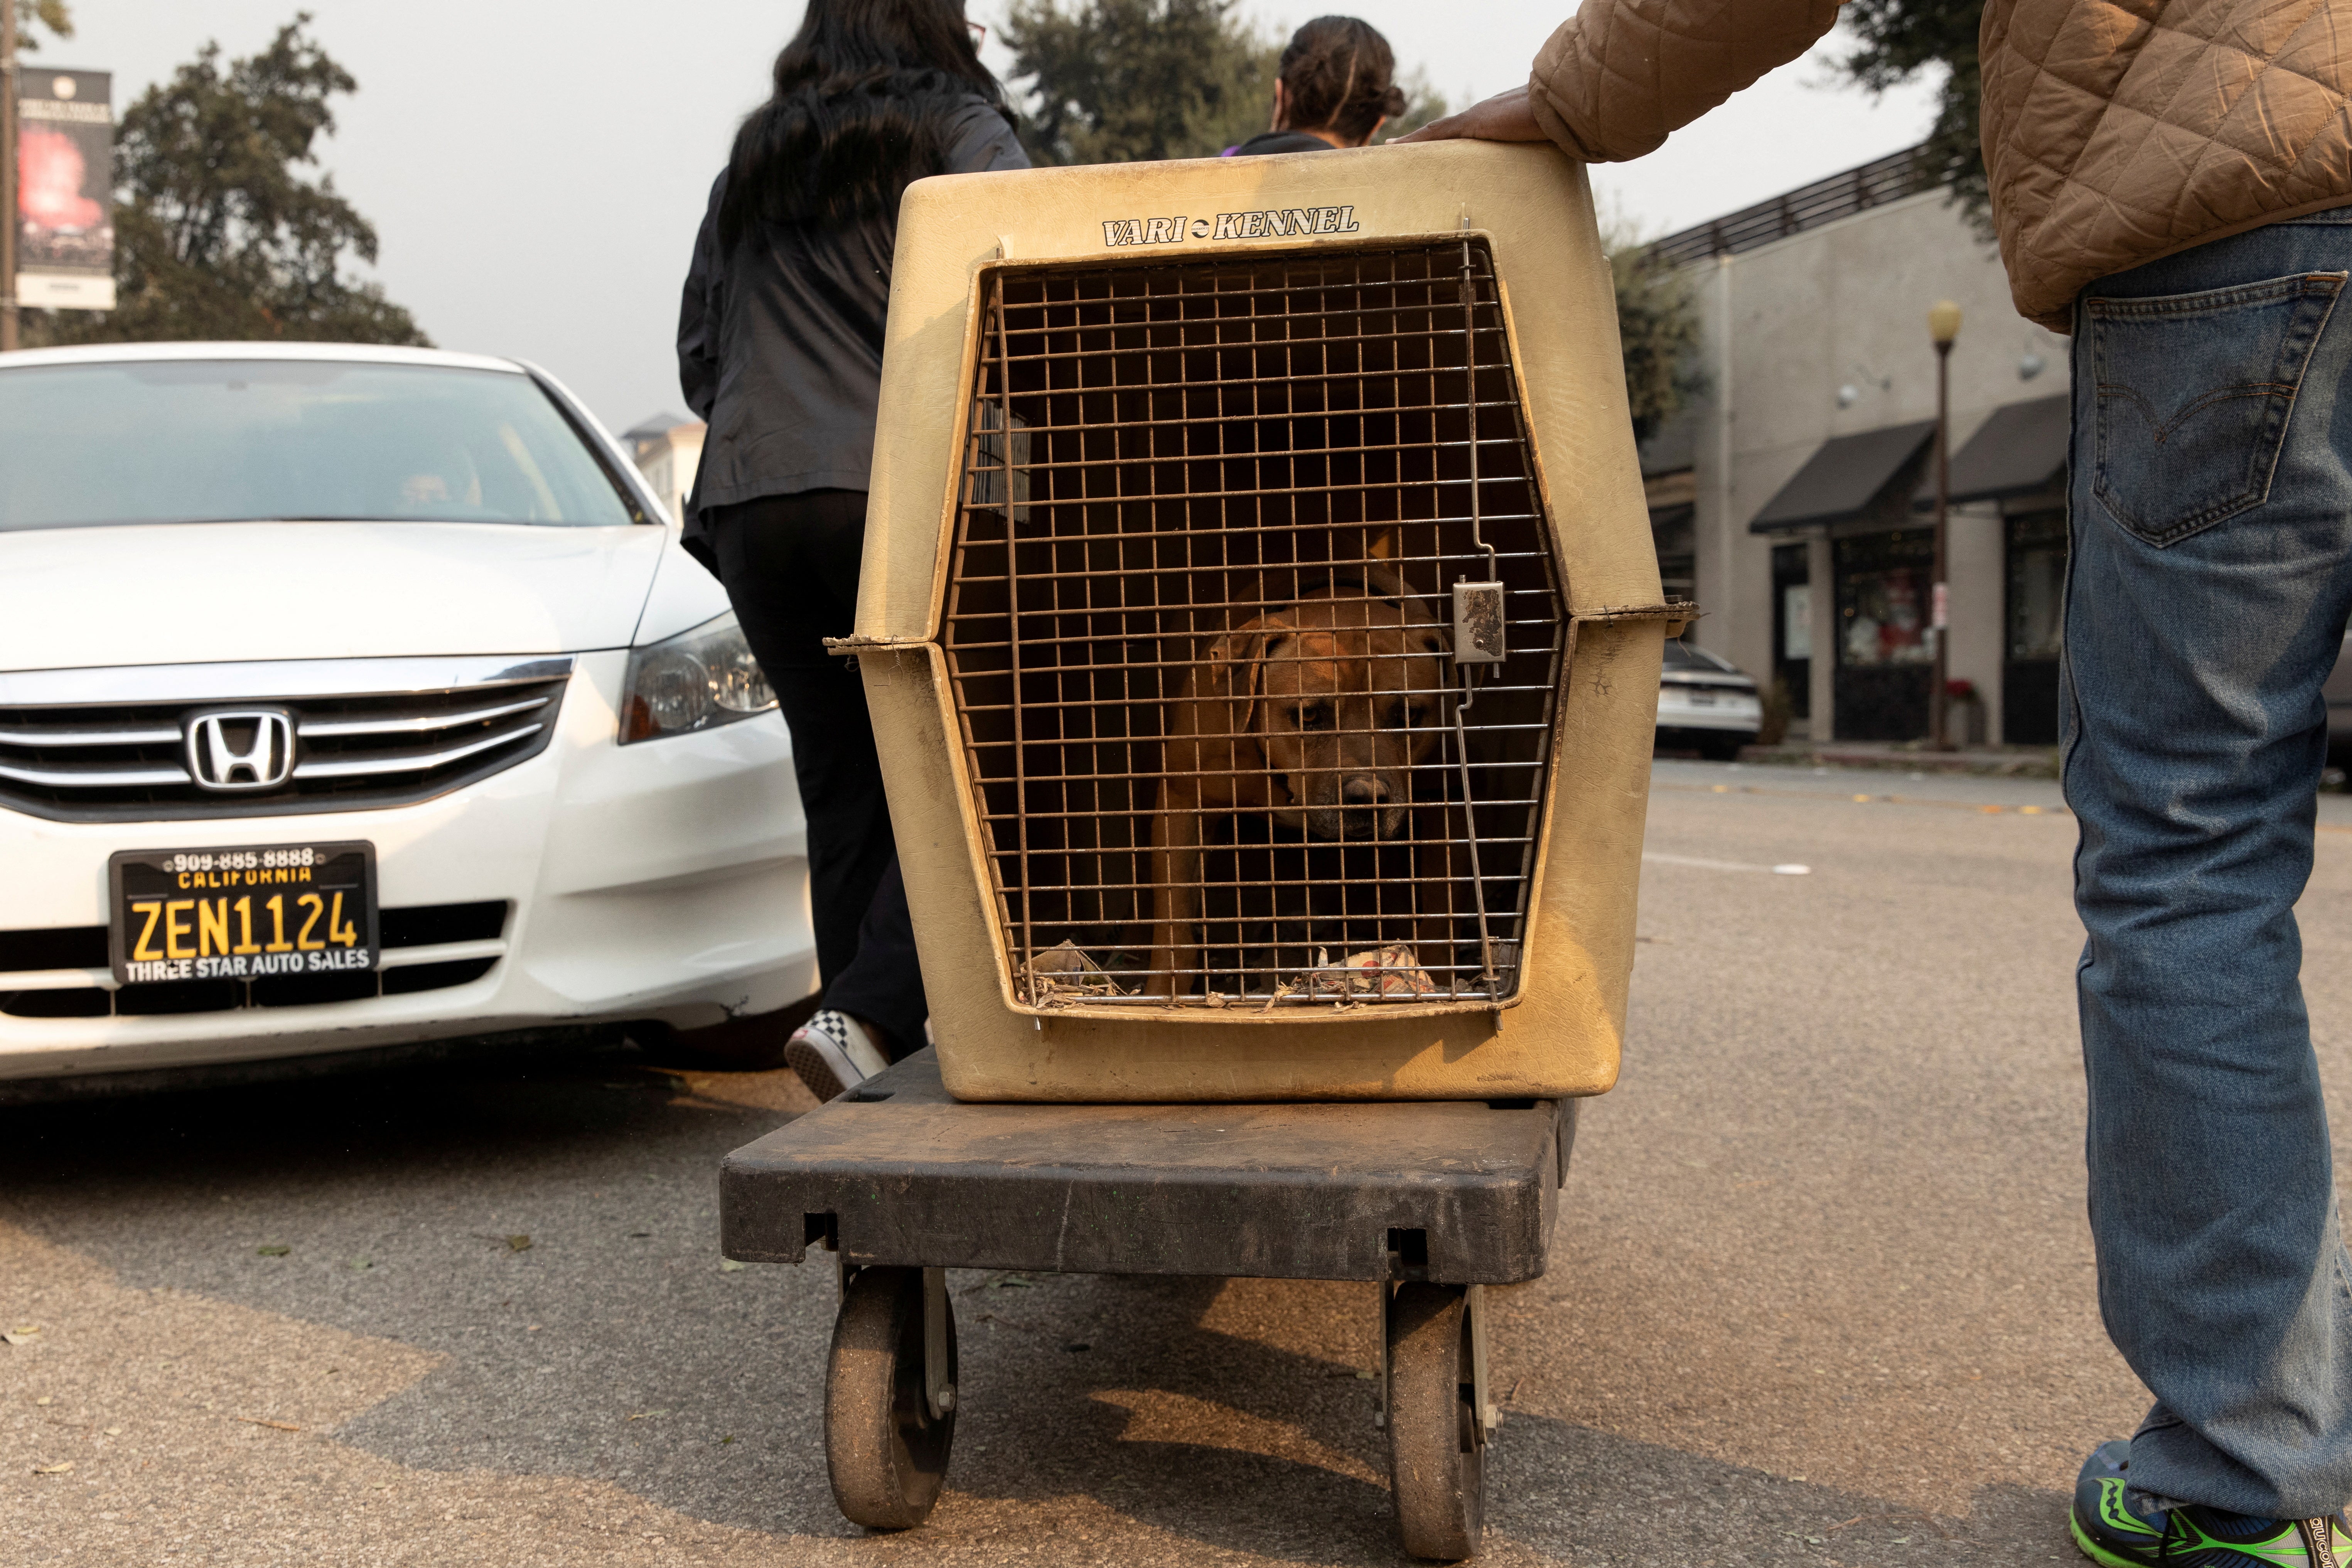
[1357,531,1428,614]
[1356,556,1447,645]
[1202,615,1289,739]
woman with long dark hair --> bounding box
[676,0,1027,1099]
[1229,16,1407,156]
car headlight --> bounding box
[619,611,777,744]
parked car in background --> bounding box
[0,343,816,1091]
[1655,637,1764,761]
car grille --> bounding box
[0,900,509,1018]
[0,664,571,823]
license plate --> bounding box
[1688,691,1718,706]
[108,843,378,986]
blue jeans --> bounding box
[2069,211,2352,1518]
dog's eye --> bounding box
[1298,704,1332,730]
[1390,701,1426,728]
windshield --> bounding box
[0,360,640,531]
[1663,638,1741,674]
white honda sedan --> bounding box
[0,343,815,1089]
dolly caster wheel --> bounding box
[824,1265,958,1529]
[1386,1281,1485,1560]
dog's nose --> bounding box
[1341,777,1391,808]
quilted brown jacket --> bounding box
[1525,0,2352,331]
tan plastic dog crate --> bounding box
[843,140,1678,1102]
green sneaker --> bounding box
[2071,1441,2351,1566]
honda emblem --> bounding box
[184,709,296,792]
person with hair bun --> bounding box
[1228,15,1406,155]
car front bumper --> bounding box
[0,651,815,1082]
[1655,686,1763,735]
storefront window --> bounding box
[1772,541,1811,720]
[2007,511,2066,662]
[1835,529,1934,668]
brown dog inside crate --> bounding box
[1146,531,1467,999]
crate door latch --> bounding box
[1452,580,1504,666]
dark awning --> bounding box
[1748,420,1936,533]
[1914,393,2069,507]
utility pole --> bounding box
[2,0,18,354]
[1927,300,1962,750]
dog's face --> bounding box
[1217,595,1449,841]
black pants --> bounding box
[706,489,926,1059]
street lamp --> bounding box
[1927,299,1962,750]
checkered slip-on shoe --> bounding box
[783,1009,890,1102]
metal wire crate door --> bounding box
[942,239,1566,1011]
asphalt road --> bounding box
[12,757,2352,1567]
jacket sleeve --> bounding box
[943,101,1032,174]
[677,168,727,424]
[1526,0,1842,163]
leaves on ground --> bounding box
[256,1244,290,1257]
[468,1232,533,1252]
[717,1258,745,1273]
[32,1461,74,1474]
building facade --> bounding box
[622,413,706,527]
[1645,148,2073,745]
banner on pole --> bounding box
[15,68,114,312]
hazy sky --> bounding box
[40,2,1940,432]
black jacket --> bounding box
[676,97,1028,568]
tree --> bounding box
[1002,0,1278,164]
[1609,224,1707,443]
[1002,1,1454,161]
[13,0,73,48]
[25,14,429,347]
[1836,0,1986,233]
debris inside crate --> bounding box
[1020,940,1130,1000]
[1019,940,1439,1005]
[1308,946,1438,1000]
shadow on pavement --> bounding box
[0,1055,2070,1566]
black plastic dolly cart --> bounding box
[719,1047,1575,1561]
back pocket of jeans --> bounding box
[2090,272,2345,546]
